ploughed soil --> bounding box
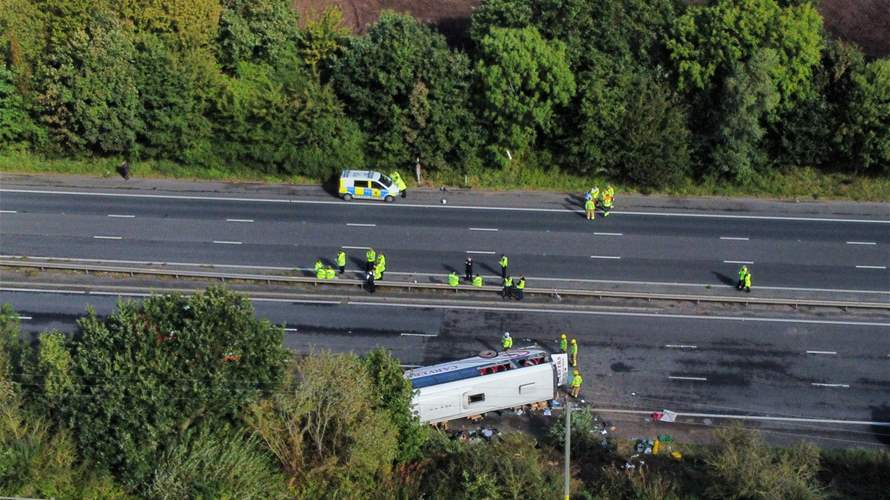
[292,0,890,57]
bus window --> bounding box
[354,180,370,188]
[371,181,386,190]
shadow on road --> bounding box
[320,174,339,198]
[870,404,890,446]
[712,271,737,287]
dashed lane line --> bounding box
[665,345,698,349]
[93,235,122,240]
[669,376,707,382]
[212,240,242,245]
[0,210,17,214]
[226,218,254,223]
[17,315,31,320]
[346,223,376,227]
[400,332,438,337]
[469,227,499,232]
[720,236,749,241]
[594,232,623,236]
[812,383,850,388]
[4,188,889,224]
[806,350,837,355]
[846,241,877,245]
[342,245,370,250]
[590,255,621,260]
[107,214,135,218]
[466,250,496,255]
[856,265,887,270]
[723,260,754,264]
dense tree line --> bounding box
[2,293,889,498]
[0,0,887,189]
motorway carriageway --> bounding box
[3,287,889,436]
[1,188,889,295]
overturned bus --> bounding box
[405,348,568,424]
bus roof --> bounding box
[405,348,550,389]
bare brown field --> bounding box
[293,0,890,57]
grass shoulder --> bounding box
[2,151,888,202]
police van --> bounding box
[338,170,400,202]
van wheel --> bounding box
[384,195,395,203]
[343,194,353,201]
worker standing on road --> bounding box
[465,257,474,281]
[560,333,568,353]
[570,370,583,398]
[744,270,752,293]
[737,265,749,291]
[602,190,614,217]
[448,271,460,287]
[502,332,513,350]
[366,248,377,272]
[502,275,513,299]
[499,254,509,279]
[585,197,596,220]
[472,274,483,287]
[365,270,376,293]
[569,338,578,367]
[376,253,386,279]
[390,171,407,198]
[336,250,346,274]
[514,276,526,300]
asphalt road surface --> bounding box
[1,186,889,295]
[4,288,889,445]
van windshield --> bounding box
[379,174,393,187]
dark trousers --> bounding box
[367,261,374,272]
[502,286,512,299]
[338,265,345,274]
[401,190,407,198]
[366,276,376,293]
[465,265,473,280]
[515,288,524,300]
[501,267,507,279]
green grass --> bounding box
[3,150,889,201]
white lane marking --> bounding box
[720,236,749,241]
[856,265,887,270]
[107,214,135,218]
[594,232,623,236]
[226,218,254,223]
[17,315,31,320]
[348,302,890,327]
[400,332,437,337]
[847,241,877,245]
[252,298,341,305]
[466,250,495,255]
[665,344,697,349]
[342,245,370,250]
[93,235,122,240]
[469,227,498,232]
[811,383,849,388]
[0,210,18,214]
[212,240,242,245]
[590,255,621,260]
[5,188,889,224]
[0,287,86,295]
[4,254,890,296]
[346,223,376,227]
[669,376,707,381]
[400,364,421,368]
[284,328,299,332]
[723,260,754,264]
[591,408,890,427]
[806,350,837,355]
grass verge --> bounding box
[3,151,889,201]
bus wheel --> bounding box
[384,195,395,203]
[343,194,353,201]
